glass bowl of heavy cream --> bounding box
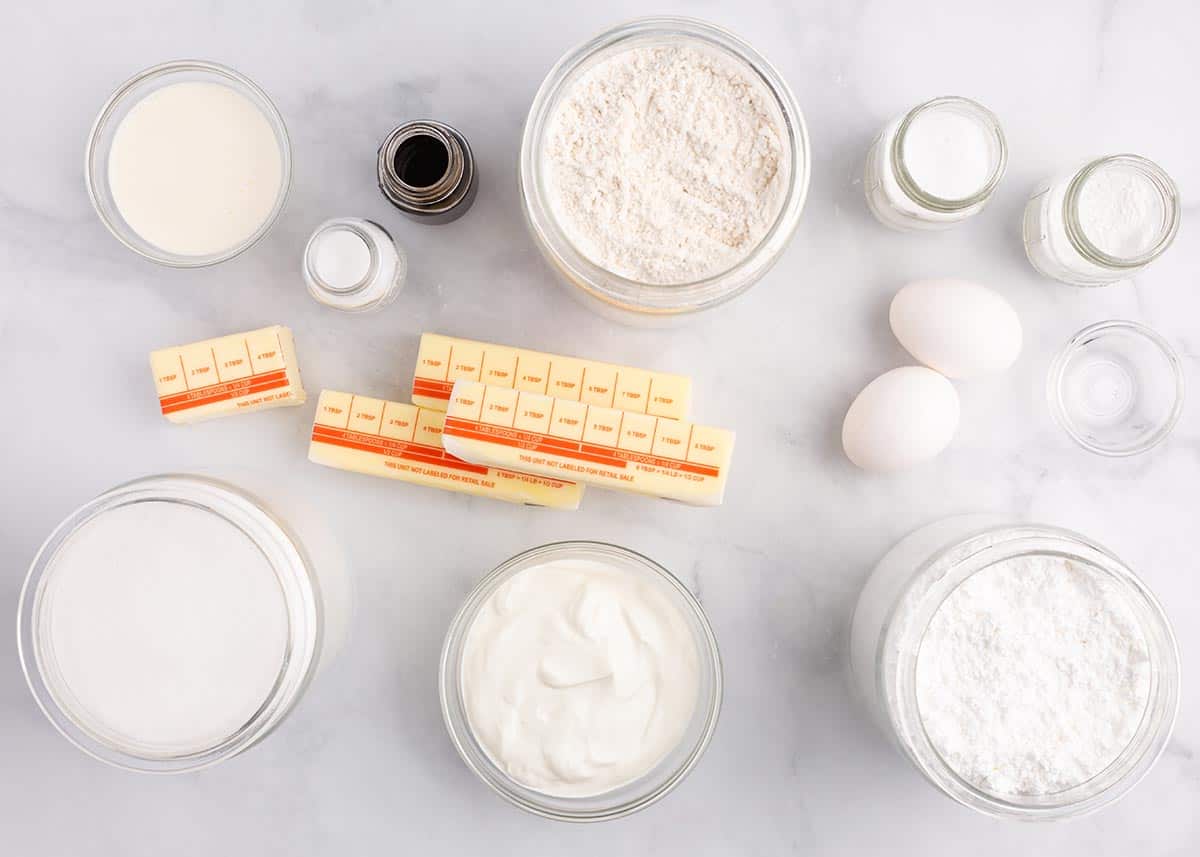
[850,516,1180,820]
[85,60,292,267]
[519,17,810,323]
[440,541,723,821]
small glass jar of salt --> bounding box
[864,96,1008,231]
[303,218,406,312]
[1023,154,1181,287]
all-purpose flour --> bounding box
[915,554,1151,797]
[542,42,787,285]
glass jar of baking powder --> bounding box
[1022,154,1181,287]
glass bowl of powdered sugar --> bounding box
[520,17,810,322]
[850,517,1181,820]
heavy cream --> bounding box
[460,558,700,797]
[107,80,283,257]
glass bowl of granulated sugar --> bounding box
[520,17,810,323]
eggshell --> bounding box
[842,366,960,472]
[889,278,1022,379]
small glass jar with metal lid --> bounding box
[1023,154,1181,287]
[377,120,477,224]
[303,217,406,312]
[849,516,1180,820]
[864,96,1008,231]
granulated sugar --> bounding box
[542,42,787,285]
[915,554,1151,797]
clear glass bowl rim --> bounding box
[1046,319,1185,457]
[84,59,293,268]
[16,474,322,773]
[438,540,724,822]
[876,520,1181,820]
[518,16,811,315]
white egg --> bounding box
[842,366,960,472]
[889,278,1022,379]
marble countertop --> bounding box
[1,0,1197,853]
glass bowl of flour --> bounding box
[86,60,292,267]
[520,17,810,322]
[850,516,1181,820]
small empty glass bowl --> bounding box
[85,60,292,267]
[1048,320,1184,456]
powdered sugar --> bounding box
[915,554,1151,798]
[541,41,787,285]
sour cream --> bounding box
[460,558,700,797]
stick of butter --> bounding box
[412,332,691,420]
[441,380,734,507]
[150,325,306,424]
[308,390,583,509]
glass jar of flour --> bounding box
[864,96,1008,231]
[1023,154,1181,286]
[850,516,1180,820]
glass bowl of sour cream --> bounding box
[85,60,292,267]
[439,541,723,821]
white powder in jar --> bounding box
[311,228,372,289]
[541,42,788,285]
[915,553,1151,798]
[901,107,996,200]
[1077,163,1168,258]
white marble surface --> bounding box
[2,0,1198,853]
